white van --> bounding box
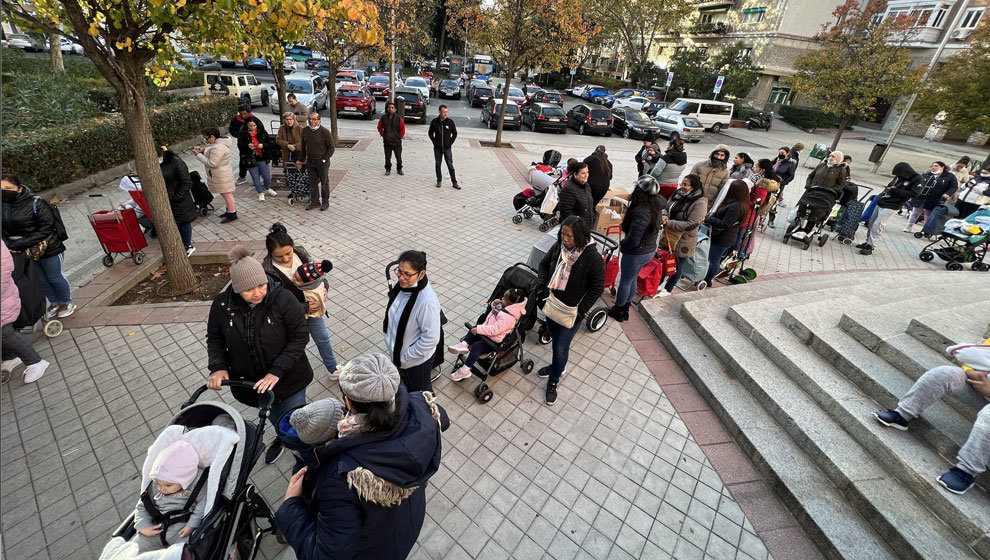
[658,98,734,133]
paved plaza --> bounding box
[0,113,958,560]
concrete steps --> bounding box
[907,304,990,354]
[639,270,990,560]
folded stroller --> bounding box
[919,209,990,271]
[783,186,839,250]
[101,380,281,560]
[189,171,215,217]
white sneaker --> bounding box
[56,303,76,318]
[22,359,49,383]
[451,365,472,381]
[186,246,196,257]
[447,342,469,355]
[902,225,914,233]
[258,193,265,201]
[265,189,279,196]
[236,177,248,185]
[2,358,23,373]
[328,367,341,381]
[656,290,673,298]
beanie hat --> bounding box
[229,246,267,293]
[290,397,344,445]
[296,259,333,283]
[339,352,401,404]
[150,440,200,489]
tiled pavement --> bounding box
[2,120,947,560]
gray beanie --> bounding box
[289,397,344,445]
[228,246,267,293]
[339,353,401,404]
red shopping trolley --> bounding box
[87,194,147,267]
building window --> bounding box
[675,46,687,54]
[741,7,766,24]
[697,47,709,56]
[931,8,947,28]
[768,83,790,104]
[700,13,714,23]
[959,7,984,29]
[740,47,753,58]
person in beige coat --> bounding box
[689,144,730,204]
[194,126,237,224]
[276,112,304,165]
[657,174,708,297]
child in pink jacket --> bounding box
[448,289,527,381]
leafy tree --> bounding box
[793,0,923,149]
[668,42,760,100]
[448,0,592,146]
[629,62,665,89]
[913,20,990,137]
[592,0,693,85]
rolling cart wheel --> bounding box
[512,215,523,224]
[102,254,114,267]
[523,209,534,219]
[539,222,549,232]
[818,236,828,247]
[946,262,963,271]
[288,197,294,206]
[521,359,534,374]
[803,239,812,250]
[742,268,757,280]
[133,252,145,265]
[972,262,984,271]
[538,327,552,345]
[919,250,934,262]
[980,263,990,272]
[44,320,63,338]
[474,383,489,398]
[478,389,494,404]
[587,307,608,332]
[201,207,209,216]
[729,275,747,284]
[914,231,924,239]
[695,280,707,291]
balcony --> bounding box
[695,0,734,9]
[687,21,730,35]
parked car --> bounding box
[60,38,83,55]
[244,57,268,70]
[494,84,527,106]
[530,89,563,107]
[437,79,461,99]
[523,83,541,95]
[335,71,360,85]
[481,98,521,130]
[613,95,651,111]
[336,84,377,119]
[182,54,222,71]
[611,107,660,139]
[308,59,330,70]
[394,87,427,122]
[643,101,668,117]
[218,55,238,68]
[641,90,661,100]
[603,88,643,107]
[351,69,367,86]
[467,79,487,98]
[403,76,431,105]
[586,87,613,104]
[468,84,494,107]
[6,33,46,52]
[367,74,394,99]
[283,58,298,71]
[566,104,613,136]
[204,71,271,108]
[658,98,734,132]
[522,102,568,134]
[272,74,329,113]
[653,113,705,142]
[574,84,600,98]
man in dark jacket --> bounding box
[207,246,312,464]
[428,105,459,189]
[299,112,335,211]
[857,162,921,255]
[157,147,197,255]
[377,101,405,176]
[229,105,266,184]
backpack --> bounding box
[33,196,69,242]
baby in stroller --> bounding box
[134,441,208,552]
[448,288,527,381]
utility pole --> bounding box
[871,0,971,173]
[389,5,396,104]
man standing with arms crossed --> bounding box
[377,101,405,176]
[428,105,460,190]
[298,112,334,211]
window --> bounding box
[701,103,732,115]
[675,46,688,54]
[768,83,791,104]
[238,77,246,86]
[697,47,709,56]
[741,7,766,24]
[959,7,984,28]
[699,13,714,23]
[247,76,259,85]
[740,47,753,58]
[931,8,947,27]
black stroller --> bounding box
[512,150,563,231]
[450,263,542,404]
[783,186,840,250]
[107,380,281,560]
[189,171,215,217]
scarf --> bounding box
[249,130,262,156]
[548,244,583,291]
[383,273,429,367]
[669,188,704,220]
[337,412,371,437]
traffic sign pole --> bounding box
[663,72,673,102]
[713,75,724,99]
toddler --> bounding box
[278,397,344,470]
[134,440,205,552]
[294,260,333,318]
[448,288,527,381]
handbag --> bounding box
[544,293,578,328]
[240,153,259,168]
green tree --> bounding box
[793,0,923,149]
[669,42,761,100]
[591,0,693,84]
[914,20,990,136]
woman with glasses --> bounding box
[383,250,442,392]
[193,126,237,224]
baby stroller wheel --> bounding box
[730,275,747,284]
[478,388,494,404]
[782,234,791,244]
[132,252,145,265]
[695,280,707,291]
[972,262,985,271]
[587,307,608,332]
[803,239,812,250]
[523,208,534,219]
[521,359,534,374]
[538,327,552,345]
[200,207,209,216]
[914,231,924,239]
[102,254,114,267]
[919,250,935,262]
[512,215,523,224]
[841,237,853,245]
[539,222,550,232]
[818,236,828,248]
[946,262,964,271]
[44,320,63,338]
[742,268,757,280]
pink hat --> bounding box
[150,441,200,489]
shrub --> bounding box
[1,72,104,131]
[586,74,629,91]
[779,105,843,130]
[162,70,205,90]
[1,96,238,191]
[735,106,762,122]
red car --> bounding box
[367,74,391,99]
[336,84,377,119]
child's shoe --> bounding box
[873,409,910,430]
[937,467,975,495]
[447,341,469,355]
[451,365,472,381]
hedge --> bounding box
[585,74,629,91]
[1,95,238,191]
[779,105,843,130]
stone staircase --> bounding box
[639,270,990,560]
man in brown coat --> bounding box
[298,112,335,211]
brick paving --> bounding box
[1,115,954,560]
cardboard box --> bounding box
[594,196,628,234]
[602,186,630,202]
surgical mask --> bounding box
[981,172,990,178]
[158,157,164,164]
[932,167,942,174]
[2,190,18,203]
[309,123,320,130]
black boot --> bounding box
[855,242,869,249]
[621,302,632,321]
[859,245,873,255]
[607,304,625,320]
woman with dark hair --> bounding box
[704,180,749,284]
[383,250,442,392]
[751,158,776,183]
[657,174,708,297]
[156,145,198,256]
[537,215,605,406]
[583,145,613,205]
[651,139,688,199]
[238,120,278,201]
[193,126,237,223]
[904,161,958,233]
[729,153,754,180]
[556,160,595,232]
[609,176,666,322]
[275,352,449,560]
[262,223,340,380]
[1,174,75,319]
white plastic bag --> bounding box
[947,343,990,371]
[786,204,799,224]
[541,185,560,214]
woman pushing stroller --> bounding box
[791,151,846,235]
[447,288,527,381]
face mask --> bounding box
[309,124,320,130]
[981,173,990,178]
[932,167,942,174]
[778,153,786,159]
[158,157,164,164]
[2,190,18,203]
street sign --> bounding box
[713,75,724,94]
[570,68,577,75]
[666,72,674,87]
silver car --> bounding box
[653,113,705,143]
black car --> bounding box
[469,85,494,107]
[566,104,613,136]
[481,99,521,130]
[612,107,660,139]
[394,87,427,123]
[643,101,668,117]
[438,79,461,99]
[530,90,563,107]
[523,103,567,133]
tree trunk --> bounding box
[831,116,850,150]
[271,61,288,116]
[435,7,447,75]
[118,82,198,295]
[328,76,339,145]
[494,64,514,148]
[48,34,64,74]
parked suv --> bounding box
[530,89,563,106]
[394,87,426,123]
[204,71,272,108]
[481,98,521,130]
[469,84,494,107]
[566,104,613,136]
[522,103,567,133]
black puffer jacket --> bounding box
[1,187,65,259]
[583,154,612,205]
[919,171,958,210]
[238,126,273,167]
[877,162,922,210]
[161,151,197,225]
[704,199,742,247]
[620,202,663,255]
[538,241,605,319]
[207,276,313,407]
[556,178,595,233]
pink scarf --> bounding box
[548,244,583,291]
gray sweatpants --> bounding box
[896,365,990,475]
[136,523,187,553]
[865,207,896,247]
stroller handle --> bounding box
[183,380,275,413]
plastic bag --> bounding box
[541,185,559,214]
